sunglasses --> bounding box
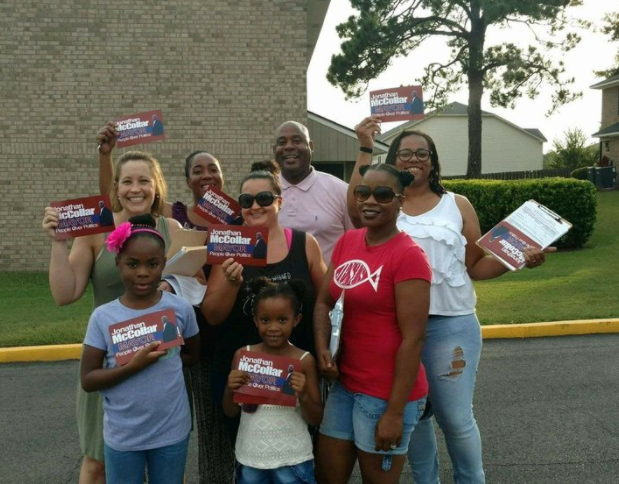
[238,191,281,209]
[396,148,432,162]
[353,185,402,204]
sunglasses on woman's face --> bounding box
[238,191,281,209]
[353,185,402,204]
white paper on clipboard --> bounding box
[476,200,571,271]
[506,200,572,248]
[328,290,345,362]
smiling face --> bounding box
[254,296,301,351]
[115,160,157,216]
[186,153,224,199]
[272,122,313,184]
[357,169,403,230]
[239,178,282,228]
[394,134,432,186]
[116,236,165,302]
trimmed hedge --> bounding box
[443,178,597,249]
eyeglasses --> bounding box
[353,185,402,204]
[238,191,281,209]
[396,148,432,162]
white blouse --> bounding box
[397,192,476,316]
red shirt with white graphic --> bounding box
[329,228,432,401]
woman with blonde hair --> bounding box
[97,122,238,483]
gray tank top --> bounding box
[90,217,171,308]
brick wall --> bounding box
[600,86,619,129]
[0,0,308,271]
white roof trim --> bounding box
[596,131,619,138]
[590,79,619,90]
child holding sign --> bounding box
[223,278,323,484]
[80,214,200,484]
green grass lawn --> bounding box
[1,272,93,347]
[475,190,619,324]
[2,191,618,347]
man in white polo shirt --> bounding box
[273,121,353,265]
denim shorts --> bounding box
[235,459,316,484]
[319,381,426,455]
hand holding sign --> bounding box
[355,116,382,147]
[97,122,119,154]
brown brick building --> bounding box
[591,71,619,164]
[0,0,330,271]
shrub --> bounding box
[570,166,589,180]
[443,178,597,249]
[546,128,598,170]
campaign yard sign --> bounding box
[193,185,242,225]
[109,308,184,366]
[51,194,115,240]
[369,85,425,122]
[233,350,301,407]
[115,110,165,148]
[206,225,268,267]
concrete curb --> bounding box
[1,319,619,364]
[481,319,619,339]
[0,343,82,363]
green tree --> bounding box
[328,0,587,178]
[546,128,598,170]
[594,12,619,79]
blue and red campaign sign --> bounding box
[369,85,425,122]
[115,110,165,148]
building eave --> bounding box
[308,111,390,153]
[590,73,619,90]
[307,0,331,64]
[592,121,619,138]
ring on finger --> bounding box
[229,277,237,282]
[389,444,397,450]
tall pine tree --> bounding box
[328,0,587,177]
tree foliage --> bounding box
[546,128,598,170]
[328,0,587,177]
[594,12,619,79]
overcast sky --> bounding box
[307,0,617,152]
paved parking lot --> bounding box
[1,334,618,483]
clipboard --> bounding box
[476,200,571,271]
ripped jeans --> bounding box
[407,313,485,484]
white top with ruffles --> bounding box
[235,351,313,469]
[397,192,476,316]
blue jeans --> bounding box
[235,459,316,484]
[407,314,485,484]
[104,435,189,484]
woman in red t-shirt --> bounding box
[314,163,432,484]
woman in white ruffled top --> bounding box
[347,116,548,484]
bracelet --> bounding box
[359,146,373,154]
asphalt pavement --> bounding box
[1,334,618,483]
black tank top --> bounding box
[212,229,315,373]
